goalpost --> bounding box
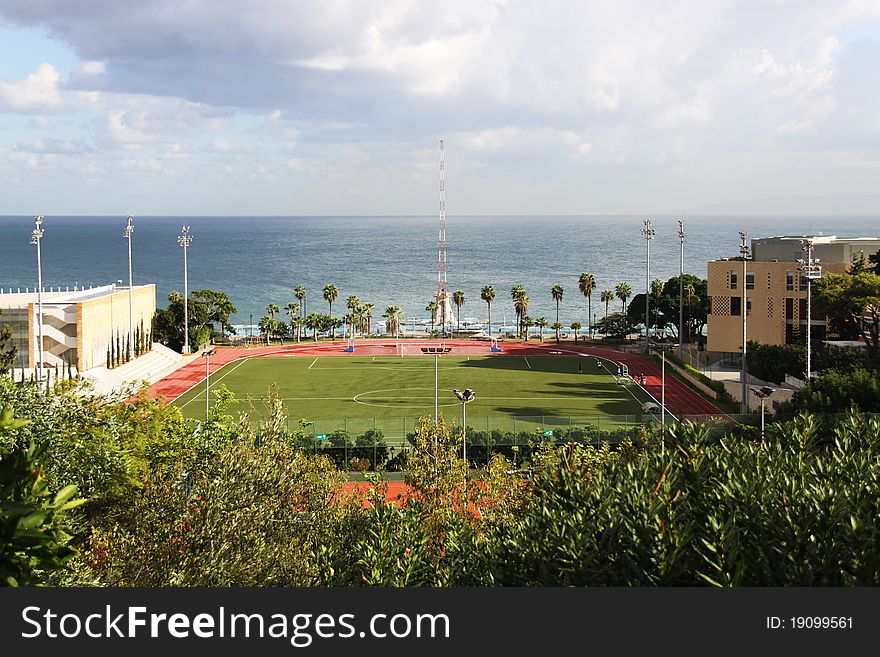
[343,336,355,353]
[490,336,502,352]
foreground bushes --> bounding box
[3,378,880,587]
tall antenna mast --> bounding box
[435,140,452,335]
[438,140,447,292]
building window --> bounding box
[731,296,741,316]
[786,272,794,291]
[730,272,738,290]
[746,273,754,290]
[786,298,794,320]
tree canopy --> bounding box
[815,271,880,355]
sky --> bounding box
[0,0,879,216]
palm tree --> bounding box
[452,290,465,335]
[570,321,581,343]
[354,303,369,336]
[683,283,696,342]
[615,282,632,314]
[551,284,564,329]
[342,312,355,339]
[551,321,562,342]
[362,302,374,337]
[426,300,439,335]
[521,315,534,342]
[511,284,527,338]
[651,278,665,332]
[601,289,614,319]
[323,284,339,335]
[535,316,548,342]
[481,285,496,339]
[294,286,306,339]
[578,272,596,339]
[305,313,319,341]
[383,305,403,338]
[286,302,298,342]
[345,295,360,335]
[266,303,279,319]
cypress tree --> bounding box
[116,332,121,367]
[126,335,131,362]
[107,346,112,369]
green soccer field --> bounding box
[173,354,657,439]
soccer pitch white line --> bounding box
[178,357,252,409]
[523,356,531,369]
[308,357,318,369]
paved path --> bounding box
[146,339,726,419]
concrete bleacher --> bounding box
[82,343,186,396]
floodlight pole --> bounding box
[760,396,766,443]
[124,215,134,356]
[462,398,467,464]
[178,225,193,354]
[739,232,750,415]
[641,218,655,355]
[434,354,439,423]
[31,215,45,380]
[202,349,216,422]
[799,239,821,381]
[661,348,666,432]
[678,220,685,363]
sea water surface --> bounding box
[1,215,877,328]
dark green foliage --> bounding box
[0,310,16,375]
[0,405,85,586]
[80,439,352,586]
[490,413,880,586]
[779,368,880,414]
[593,312,634,339]
[747,341,806,383]
[152,291,214,352]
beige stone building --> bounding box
[707,235,880,355]
[0,283,156,372]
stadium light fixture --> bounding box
[124,215,135,360]
[202,349,217,422]
[31,215,45,381]
[452,388,476,464]
[641,218,655,355]
[751,385,776,443]
[178,225,193,354]
[739,232,750,415]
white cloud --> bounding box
[0,63,63,113]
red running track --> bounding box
[146,339,727,419]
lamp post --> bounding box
[434,354,439,423]
[751,386,775,443]
[678,220,685,363]
[739,232,750,415]
[641,218,655,355]
[202,349,216,422]
[31,215,45,380]
[124,215,134,356]
[178,225,193,354]
[452,388,476,465]
[798,239,822,381]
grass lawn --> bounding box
[173,354,656,440]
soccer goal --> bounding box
[245,335,267,348]
[343,336,355,353]
[490,336,502,352]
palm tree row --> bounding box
[443,277,639,342]
[261,284,384,343]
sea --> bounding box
[1,215,877,330]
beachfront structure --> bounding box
[706,235,880,355]
[0,283,156,373]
